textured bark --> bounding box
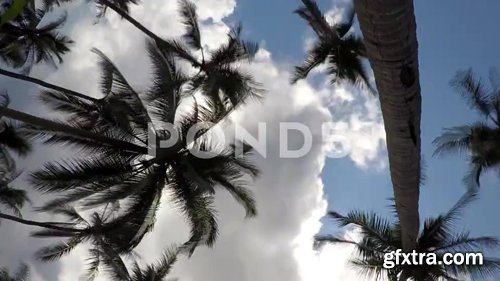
[354,0,421,252]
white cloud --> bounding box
[0,0,387,280]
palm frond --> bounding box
[294,0,331,38]
[84,249,101,281]
[156,39,199,66]
[35,237,83,262]
[451,69,492,117]
[103,169,165,253]
[350,257,388,281]
[445,257,500,281]
[419,191,477,249]
[329,210,392,245]
[335,3,355,38]
[178,0,202,50]
[30,157,135,193]
[463,161,484,191]
[0,121,32,156]
[0,184,30,216]
[327,35,371,91]
[145,40,186,124]
[433,126,472,157]
[169,167,218,255]
[433,231,500,253]
[292,39,332,83]
[208,24,259,66]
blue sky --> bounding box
[232,0,500,236]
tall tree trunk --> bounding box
[354,0,421,253]
[99,0,203,68]
[0,106,148,154]
[0,213,80,232]
[99,0,162,43]
[0,68,98,102]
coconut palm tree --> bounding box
[316,192,500,281]
[294,0,422,252]
[0,1,73,72]
[93,0,262,112]
[0,263,29,281]
[349,0,422,253]
[33,205,179,281]
[0,0,261,125]
[33,205,141,281]
[292,0,373,92]
[0,93,30,216]
[434,68,500,190]
[0,44,259,256]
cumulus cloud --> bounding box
[0,0,387,280]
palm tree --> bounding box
[294,0,422,252]
[93,0,262,112]
[350,0,422,253]
[434,68,500,190]
[0,263,29,281]
[33,206,179,281]
[0,0,261,129]
[0,93,30,216]
[292,0,373,92]
[33,205,139,281]
[316,192,500,281]
[0,1,73,72]
[0,44,259,257]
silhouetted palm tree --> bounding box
[91,0,262,112]
[0,93,30,216]
[0,45,259,256]
[0,263,29,281]
[316,192,500,280]
[33,205,138,281]
[33,206,179,281]
[0,1,72,72]
[295,0,423,253]
[292,0,372,92]
[434,68,500,190]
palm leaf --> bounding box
[451,69,492,117]
[433,125,472,157]
[178,0,201,50]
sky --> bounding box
[1,0,500,280]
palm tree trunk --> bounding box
[0,106,148,154]
[0,68,98,102]
[99,0,162,43]
[353,0,421,253]
[0,213,80,232]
